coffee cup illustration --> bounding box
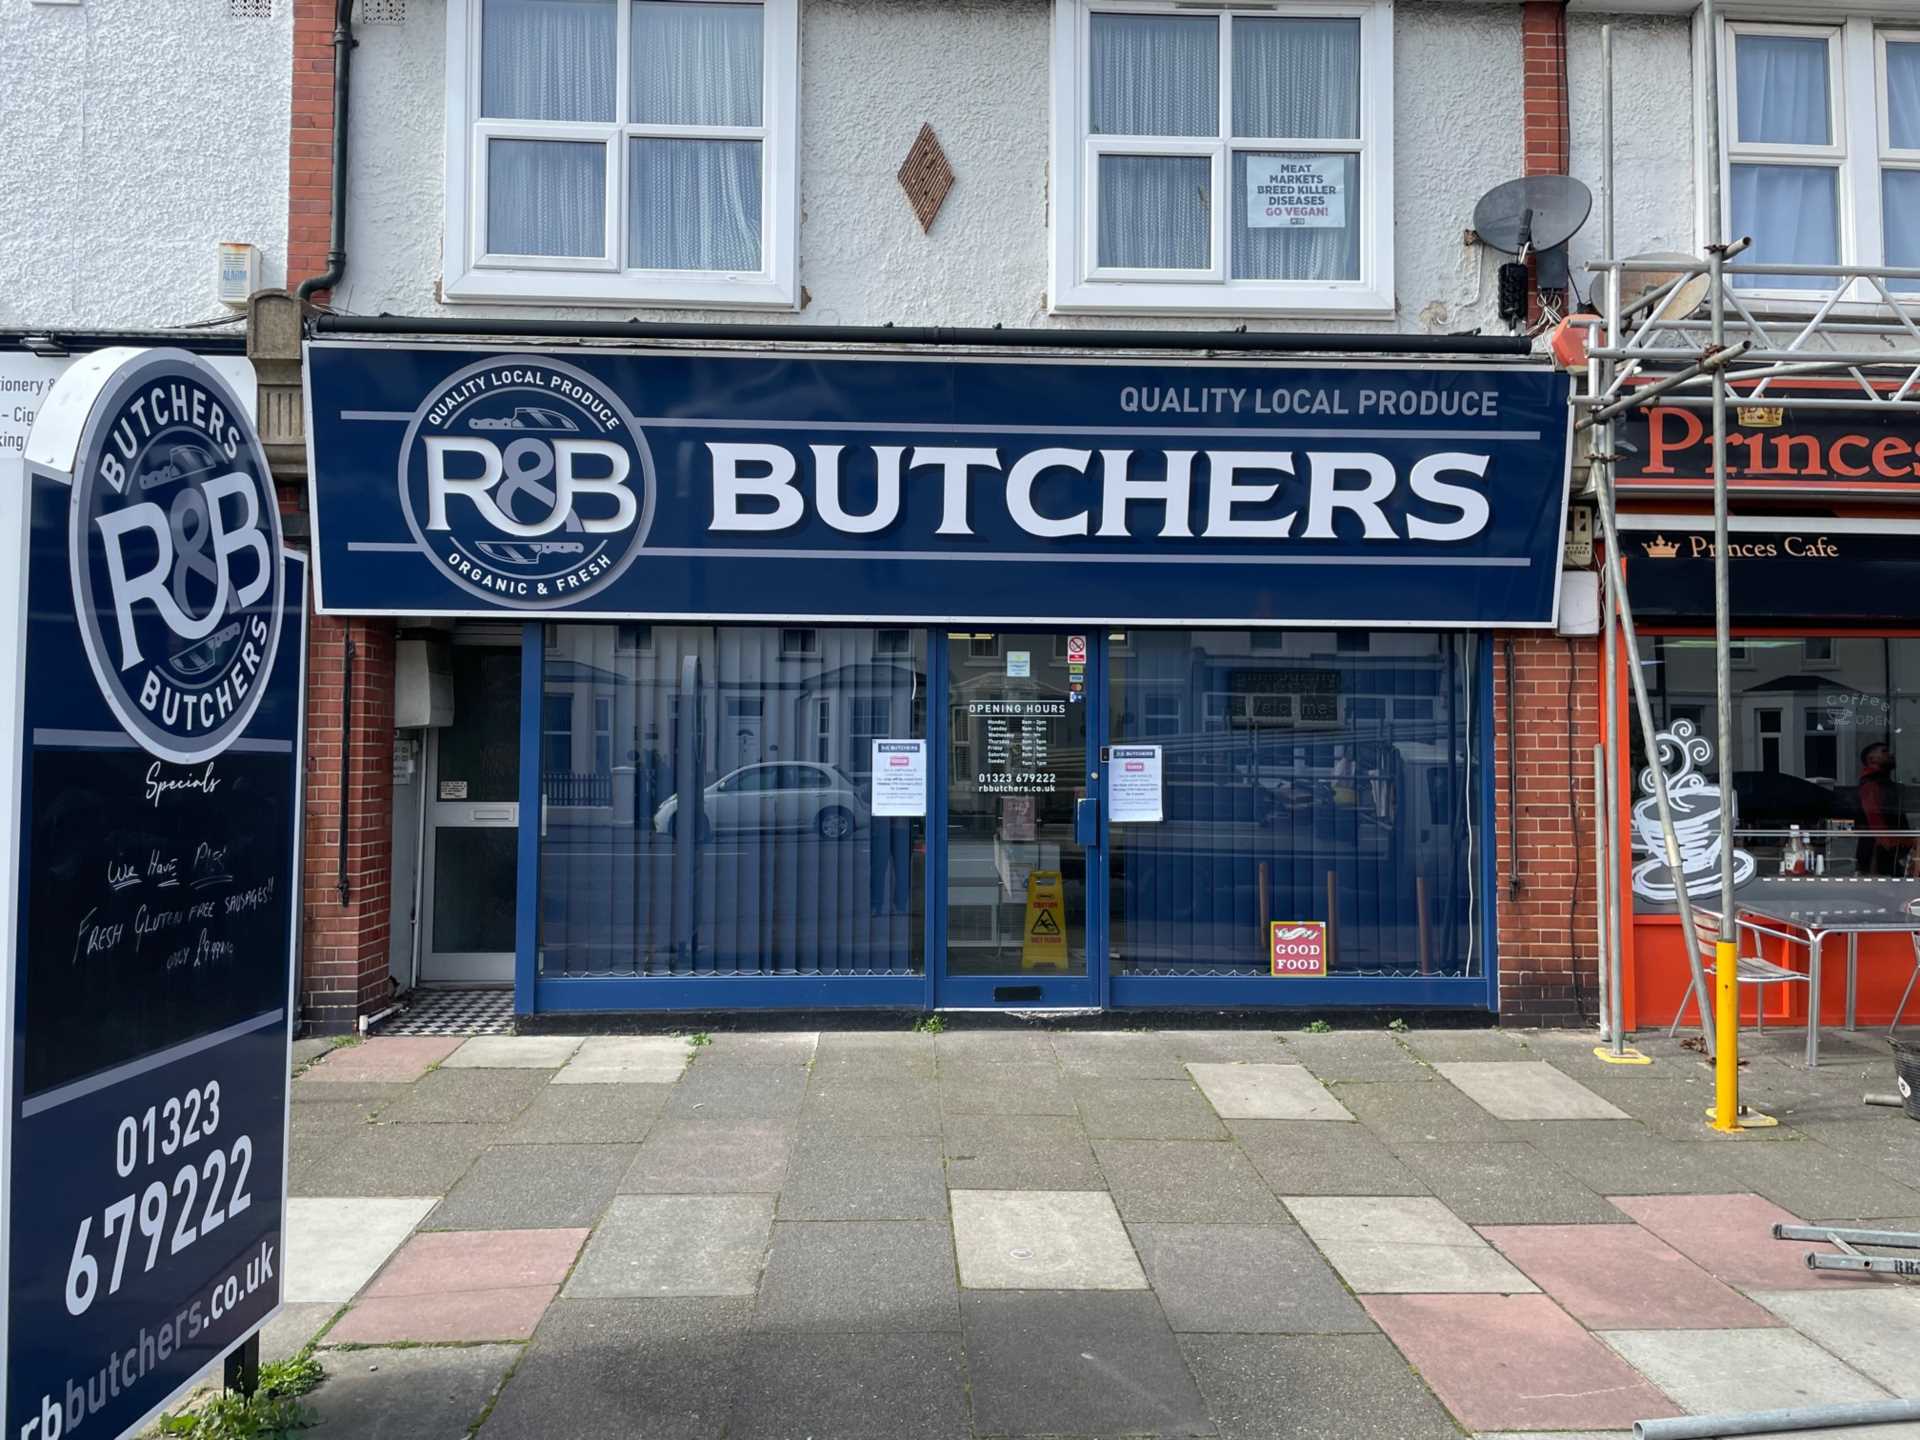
[1629,719,1756,901]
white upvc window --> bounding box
[443,0,799,308]
[1049,0,1393,316]
[1719,17,1920,295]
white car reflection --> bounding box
[652,762,870,840]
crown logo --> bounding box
[1737,405,1784,428]
[1642,535,1679,559]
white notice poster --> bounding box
[1108,745,1164,823]
[1246,158,1345,229]
[871,739,928,817]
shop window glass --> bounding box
[1108,630,1480,978]
[539,626,927,976]
[1632,635,1920,887]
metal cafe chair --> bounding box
[1670,909,1812,1037]
[1893,933,1920,1036]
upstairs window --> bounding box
[444,0,798,307]
[1050,0,1393,316]
[1721,19,1920,294]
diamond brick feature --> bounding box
[898,123,954,233]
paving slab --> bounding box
[1601,1326,1894,1418]
[1230,1119,1430,1197]
[1437,1061,1632,1121]
[302,1343,518,1439]
[1281,1031,1433,1082]
[297,1036,462,1084]
[566,1194,775,1298]
[1610,1193,1873,1291]
[1700,1137,1920,1221]
[951,1189,1148,1290]
[801,1074,942,1135]
[475,1297,748,1440]
[1392,1142,1622,1224]
[441,1034,582,1069]
[495,1082,670,1144]
[291,1035,343,1071]
[1053,1030,1187,1078]
[1788,1119,1920,1188]
[554,1035,694,1085]
[295,1120,497,1199]
[1094,1139,1290,1223]
[962,1290,1214,1437]
[934,1029,1057,1070]
[1479,1223,1779,1329]
[1071,1077,1229,1139]
[288,1079,413,1107]
[425,1143,636,1230]
[942,1112,1104,1190]
[1397,1029,1533,1064]
[664,1063,809,1121]
[1366,1295,1678,1433]
[1181,1333,1459,1440]
[1186,1063,1353,1121]
[729,1331,968,1440]
[284,1196,436,1302]
[257,1301,337,1362]
[376,1067,550,1123]
[327,1226,587,1343]
[1752,1288,1920,1394]
[620,1118,794,1194]
[811,1031,938,1077]
[779,1132,947,1220]
[1283,1196,1537,1295]
[694,1030,819,1067]
[1512,1123,1747,1196]
[1156,1029,1290,1064]
[939,1062,1077,1116]
[1337,1081,1513,1143]
[1130,1223,1374,1334]
[754,1220,960,1333]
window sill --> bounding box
[1049,277,1395,319]
[442,266,800,311]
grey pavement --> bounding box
[251,1021,1920,1440]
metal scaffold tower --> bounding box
[1578,9,1920,1125]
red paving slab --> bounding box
[1609,1194,1871,1292]
[1479,1224,1781,1330]
[1364,1294,1681,1433]
[326,1229,588,1343]
[365,1228,589,1297]
[327,1284,559,1343]
[300,1036,463,1083]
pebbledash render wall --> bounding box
[284,0,1695,1028]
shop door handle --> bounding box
[1075,797,1100,846]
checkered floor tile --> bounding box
[375,989,514,1036]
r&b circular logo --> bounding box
[397,356,655,607]
[68,350,284,763]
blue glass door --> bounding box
[934,631,1101,1008]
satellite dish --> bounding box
[1619,251,1712,324]
[1472,176,1594,254]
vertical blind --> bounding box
[1109,632,1479,978]
[540,625,926,977]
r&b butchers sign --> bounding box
[305,346,1573,628]
[3,349,306,1440]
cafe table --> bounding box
[1699,875,1920,1068]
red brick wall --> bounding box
[289,0,338,299]
[1522,1,1571,178]
[1493,632,1602,1026]
[301,616,398,1032]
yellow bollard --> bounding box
[1712,938,1740,1131]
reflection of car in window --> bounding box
[651,761,870,840]
[469,407,581,432]
[1732,770,1850,832]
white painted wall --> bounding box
[0,0,292,329]
[330,0,1609,335]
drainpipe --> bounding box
[296,0,355,306]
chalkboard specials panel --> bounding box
[2,349,306,1440]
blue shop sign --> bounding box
[305,343,1573,627]
[5,349,305,1440]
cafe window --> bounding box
[539,625,929,976]
[1634,635,1920,880]
[1108,629,1480,978]
[1048,0,1394,315]
[1720,19,1920,293]
[443,0,799,307]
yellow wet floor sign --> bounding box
[1022,870,1069,971]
